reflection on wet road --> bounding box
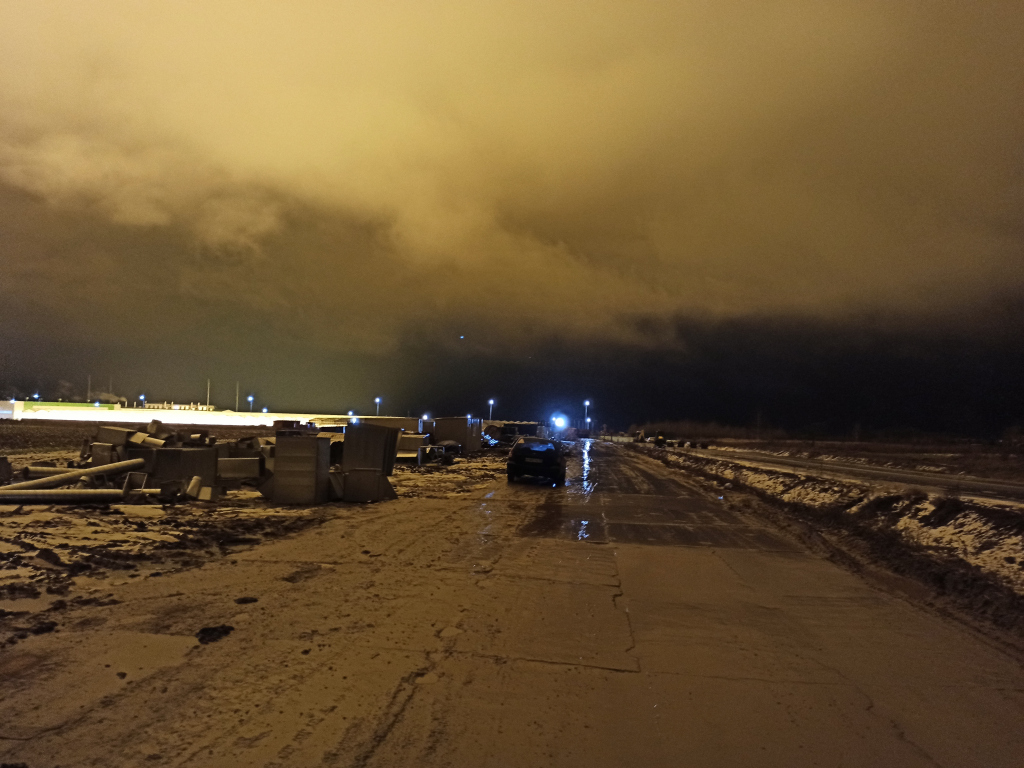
[503,440,796,551]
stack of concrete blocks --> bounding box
[432,417,483,453]
[272,435,330,505]
[340,423,400,503]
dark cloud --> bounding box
[1,2,1022,431]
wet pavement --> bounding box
[2,441,1024,766]
[512,440,796,550]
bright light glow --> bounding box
[586,417,591,423]
[467,413,472,418]
[375,397,381,404]
[33,393,39,399]
[140,394,145,401]
[348,410,354,416]
[247,395,254,402]
[488,399,494,405]
[422,413,429,419]
[262,407,268,413]
[352,417,360,423]
[584,400,590,406]
[553,416,567,429]
[94,401,100,407]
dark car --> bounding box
[507,437,567,484]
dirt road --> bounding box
[3,442,1024,766]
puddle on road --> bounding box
[517,503,608,543]
[516,498,797,551]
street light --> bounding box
[140,394,146,407]
[422,413,429,420]
[32,393,39,400]
[262,407,268,413]
[584,400,590,423]
[247,395,254,412]
[375,397,381,416]
[488,399,495,419]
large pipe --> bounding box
[3,458,146,490]
[0,488,125,503]
[24,466,73,479]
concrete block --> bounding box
[217,457,262,479]
[96,426,133,447]
[433,417,483,453]
[272,436,330,504]
[398,433,430,452]
[91,442,114,466]
[343,424,400,476]
[135,447,218,487]
[342,469,398,503]
[198,486,222,502]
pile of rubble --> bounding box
[0,419,477,507]
[0,420,273,505]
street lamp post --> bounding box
[488,399,495,420]
[584,400,590,427]
[248,395,254,412]
[375,397,381,416]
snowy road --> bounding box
[2,442,1024,766]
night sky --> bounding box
[2,2,1022,435]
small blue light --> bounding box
[459,335,464,339]
[262,407,268,413]
[94,401,100,407]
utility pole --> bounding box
[235,381,239,412]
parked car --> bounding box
[507,437,567,484]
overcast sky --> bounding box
[2,1,1022,429]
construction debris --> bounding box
[3,458,146,491]
[1,415,495,507]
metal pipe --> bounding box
[3,458,146,490]
[0,488,125,503]
[24,466,72,478]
